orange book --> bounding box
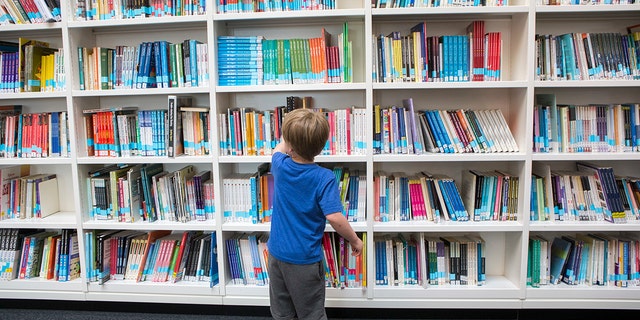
[320,28,331,83]
[135,230,171,282]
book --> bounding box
[23,44,57,92]
[167,95,187,157]
[576,162,625,223]
[32,173,58,218]
[135,230,171,282]
[549,236,573,285]
[0,164,29,220]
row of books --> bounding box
[323,232,366,288]
[217,24,352,86]
[373,21,502,83]
[0,165,60,221]
[374,170,518,223]
[222,165,365,224]
[333,167,366,223]
[217,0,336,13]
[74,0,206,21]
[218,105,366,157]
[78,39,208,91]
[84,230,218,287]
[0,39,64,93]
[0,229,79,282]
[531,162,637,223]
[529,234,640,288]
[84,98,210,158]
[534,94,640,153]
[222,172,273,224]
[226,233,268,286]
[0,108,70,159]
[226,232,367,288]
[3,172,58,220]
[372,0,509,7]
[87,163,214,223]
[375,234,486,287]
[535,31,640,81]
[0,0,61,24]
[374,99,518,155]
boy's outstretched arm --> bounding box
[273,139,289,155]
[326,212,363,256]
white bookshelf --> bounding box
[0,0,639,310]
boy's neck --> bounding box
[289,153,314,164]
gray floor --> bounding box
[0,309,271,320]
[2,300,635,319]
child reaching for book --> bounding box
[267,108,363,320]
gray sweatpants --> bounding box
[268,254,327,320]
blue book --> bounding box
[548,236,572,285]
[158,41,170,88]
[189,39,202,87]
[136,42,149,89]
[423,111,444,152]
[559,34,579,80]
[429,110,454,153]
[210,233,219,287]
[436,179,456,221]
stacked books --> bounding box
[0,0,62,24]
[73,0,206,20]
[217,36,264,86]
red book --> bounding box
[170,231,190,283]
[18,236,31,279]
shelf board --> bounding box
[83,220,217,231]
[214,9,366,21]
[72,87,210,97]
[215,83,366,93]
[536,4,640,19]
[373,153,527,162]
[67,15,208,29]
[372,6,529,18]
[0,278,85,292]
[77,155,215,164]
[0,211,77,229]
[220,221,368,233]
[373,275,521,300]
[526,284,640,301]
[0,91,67,100]
[534,80,640,88]
[218,155,367,163]
[374,220,523,233]
[529,220,640,232]
[87,280,221,295]
[532,153,640,161]
[0,157,73,165]
[373,81,528,90]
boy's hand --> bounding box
[350,238,363,256]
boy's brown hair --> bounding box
[282,109,329,162]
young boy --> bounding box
[267,109,363,320]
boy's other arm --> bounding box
[326,212,363,256]
[273,140,289,155]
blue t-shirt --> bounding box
[267,152,343,264]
